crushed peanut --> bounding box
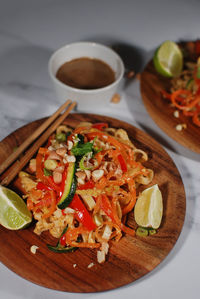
[175,123,187,131]
[87,262,95,269]
[173,110,180,118]
[111,93,121,103]
[126,70,135,78]
[92,169,104,182]
[65,155,76,163]
[67,140,73,150]
[30,245,39,254]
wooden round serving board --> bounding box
[140,51,200,154]
[0,113,186,292]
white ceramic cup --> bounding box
[48,42,124,110]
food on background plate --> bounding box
[154,40,200,128]
[3,122,163,264]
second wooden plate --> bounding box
[140,42,200,154]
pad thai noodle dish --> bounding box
[162,41,200,127]
[18,122,154,263]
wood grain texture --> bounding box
[0,113,186,292]
[140,42,200,153]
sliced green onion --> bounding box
[79,152,93,170]
[56,131,71,143]
[136,227,148,237]
[44,159,58,170]
[56,132,67,142]
[149,228,157,235]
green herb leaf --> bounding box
[71,142,93,156]
[77,134,84,144]
[79,152,93,170]
[44,168,52,176]
[93,147,102,154]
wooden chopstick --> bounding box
[0,101,76,186]
[0,99,73,175]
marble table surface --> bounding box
[0,0,200,298]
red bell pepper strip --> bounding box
[92,123,108,131]
[61,209,66,216]
[59,234,66,246]
[36,153,46,181]
[46,176,62,194]
[36,181,53,191]
[69,194,96,231]
[78,180,95,190]
[117,154,127,172]
[100,194,116,223]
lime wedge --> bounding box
[0,185,32,230]
[153,40,183,77]
[134,184,163,229]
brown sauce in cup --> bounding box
[56,57,115,89]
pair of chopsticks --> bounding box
[0,100,76,186]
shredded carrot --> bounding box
[163,89,200,127]
[38,147,49,155]
[42,190,57,219]
[193,109,200,126]
[65,227,100,248]
[121,223,135,237]
[122,192,136,215]
[95,176,107,189]
[161,58,200,127]
[68,241,100,248]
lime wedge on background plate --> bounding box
[0,185,32,230]
[153,40,183,77]
[134,184,163,229]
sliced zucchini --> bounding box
[47,225,78,253]
[47,244,78,253]
[57,162,77,209]
[186,78,194,90]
